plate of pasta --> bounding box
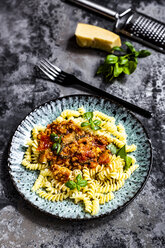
[8,95,152,219]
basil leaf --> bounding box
[122,66,129,75]
[105,55,118,64]
[124,156,132,170]
[65,180,77,190]
[134,51,140,57]
[90,121,95,130]
[107,143,118,155]
[84,112,93,121]
[58,136,62,143]
[124,41,136,53]
[76,185,81,191]
[137,50,151,58]
[78,180,87,187]
[122,66,130,75]
[56,143,61,154]
[111,46,125,52]
[52,143,58,150]
[128,61,137,73]
[108,74,114,82]
[114,63,123,77]
[105,66,114,80]
[50,133,59,142]
[119,56,129,65]
[93,119,101,125]
[96,64,104,75]
[123,61,137,75]
[131,57,138,64]
[76,174,82,183]
[81,122,90,127]
[116,145,126,160]
[92,125,101,131]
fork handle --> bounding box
[68,75,152,118]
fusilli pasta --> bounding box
[21,107,139,215]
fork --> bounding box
[37,59,152,118]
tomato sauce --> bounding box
[37,120,112,182]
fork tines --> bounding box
[38,59,66,82]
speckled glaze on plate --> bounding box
[8,95,152,220]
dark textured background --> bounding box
[0,0,165,247]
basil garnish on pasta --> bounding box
[107,144,133,170]
[50,133,59,142]
[125,156,133,170]
[107,143,118,155]
[65,174,87,191]
[81,111,101,131]
[116,145,126,159]
[116,145,133,170]
[51,133,62,154]
[65,180,77,190]
[84,112,93,120]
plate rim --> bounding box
[7,94,153,220]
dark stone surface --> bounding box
[0,0,165,247]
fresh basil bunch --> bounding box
[97,42,151,82]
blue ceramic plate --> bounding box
[8,95,152,220]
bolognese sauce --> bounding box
[37,120,112,182]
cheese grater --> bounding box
[67,0,165,53]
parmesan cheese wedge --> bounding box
[75,23,121,52]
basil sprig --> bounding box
[107,144,133,170]
[50,132,62,154]
[65,174,87,191]
[81,112,101,131]
[97,41,151,82]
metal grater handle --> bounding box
[117,10,165,53]
[67,0,118,20]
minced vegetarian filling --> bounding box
[37,120,112,182]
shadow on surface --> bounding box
[17,193,126,231]
[1,142,21,210]
[66,35,106,57]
